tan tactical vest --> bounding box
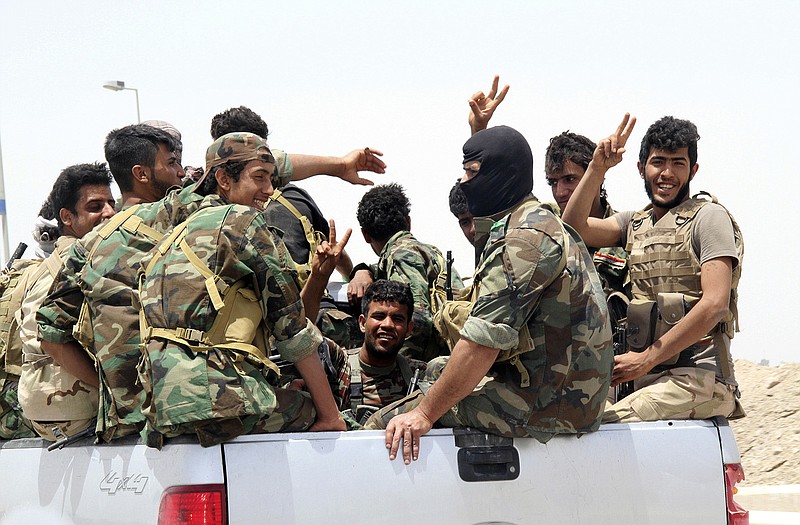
[266,190,325,289]
[18,247,99,421]
[138,214,279,380]
[625,192,743,378]
[0,259,44,377]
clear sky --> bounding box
[1,1,798,364]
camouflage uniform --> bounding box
[374,231,463,362]
[137,195,323,447]
[341,347,425,423]
[18,235,98,441]
[0,258,43,439]
[367,197,613,443]
[35,162,287,437]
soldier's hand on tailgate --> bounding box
[468,75,509,135]
[592,113,637,171]
[385,409,433,464]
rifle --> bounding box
[406,368,421,396]
[5,242,27,270]
[48,421,96,451]
[613,318,634,400]
[445,251,454,301]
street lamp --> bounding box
[103,80,141,123]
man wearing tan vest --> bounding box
[562,114,745,422]
[18,163,116,440]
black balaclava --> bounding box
[460,125,534,217]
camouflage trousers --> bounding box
[364,357,552,442]
[602,366,745,423]
[0,374,35,439]
[31,417,94,442]
[144,388,316,448]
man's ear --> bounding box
[361,227,372,244]
[690,163,699,181]
[358,314,366,333]
[405,319,414,338]
[637,161,644,178]
[216,169,231,191]
[132,164,149,184]
[59,207,74,229]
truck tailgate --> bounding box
[223,420,727,525]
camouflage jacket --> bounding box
[137,195,323,435]
[35,184,209,440]
[461,196,613,441]
[345,349,426,411]
[19,235,98,422]
[375,231,463,361]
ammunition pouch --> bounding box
[625,293,700,366]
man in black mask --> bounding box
[368,125,613,465]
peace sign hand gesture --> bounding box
[468,75,510,135]
[592,113,637,171]
[311,219,352,282]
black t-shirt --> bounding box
[263,184,329,265]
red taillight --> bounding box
[158,484,227,525]
[724,464,749,525]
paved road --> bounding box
[736,485,800,525]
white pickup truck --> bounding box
[0,417,749,525]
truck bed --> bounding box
[0,419,742,525]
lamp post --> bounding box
[102,80,140,123]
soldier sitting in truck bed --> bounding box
[338,280,426,425]
[348,184,463,362]
[367,125,613,464]
[562,114,745,423]
[136,132,347,447]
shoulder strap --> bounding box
[396,353,414,385]
[269,190,321,268]
[43,249,64,279]
[347,350,363,412]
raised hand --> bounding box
[468,75,510,135]
[312,219,352,281]
[339,148,386,186]
[592,113,637,170]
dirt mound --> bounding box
[730,359,800,486]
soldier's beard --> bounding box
[363,332,404,361]
[645,177,690,210]
[151,175,176,200]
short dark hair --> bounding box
[210,106,269,140]
[49,162,113,232]
[361,279,414,319]
[639,116,700,169]
[357,183,410,241]
[448,181,468,217]
[545,131,596,176]
[199,160,249,196]
[104,124,177,192]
